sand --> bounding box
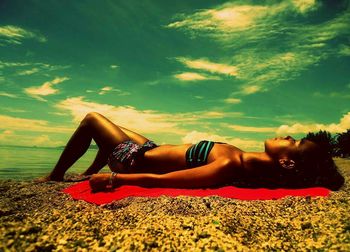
[1,158,350,251]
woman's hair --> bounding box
[232,138,345,190]
[284,138,345,190]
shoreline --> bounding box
[0,159,349,251]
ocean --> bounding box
[0,145,110,180]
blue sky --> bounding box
[0,0,349,150]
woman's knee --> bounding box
[80,112,103,128]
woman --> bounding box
[38,112,344,191]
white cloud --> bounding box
[227,124,276,133]
[168,1,320,35]
[99,86,113,95]
[98,86,130,95]
[0,25,47,45]
[55,97,243,136]
[0,130,64,147]
[2,107,26,113]
[110,65,118,69]
[233,51,313,94]
[176,57,238,76]
[0,92,18,98]
[55,97,186,135]
[224,98,241,104]
[292,0,318,14]
[168,4,269,33]
[174,72,220,81]
[276,112,350,134]
[0,114,72,133]
[24,77,69,101]
[224,112,350,135]
[31,135,58,146]
[0,130,14,141]
[17,67,40,76]
[168,2,350,95]
[182,130,262,151]
[339,44,350,56]
[240,85,262,95]
[0,60,70,78]
[0,61,31,68]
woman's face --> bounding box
[265,136,311,158]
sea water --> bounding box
[0,145,110,180]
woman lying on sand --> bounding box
[38,112,344,191]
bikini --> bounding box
[107,140,158,170]
[185,140,215,168]
[108,140,216,171]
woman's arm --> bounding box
[90,158,237,191]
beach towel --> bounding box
[62,181,330,205]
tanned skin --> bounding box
[37,112,313,191]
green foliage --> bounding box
[336,129,350,157]
[304,129,350,157]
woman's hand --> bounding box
[89,173,111,192]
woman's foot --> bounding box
[34,174,63,183]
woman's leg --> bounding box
[81,148,109,176]
[81,123,151,175]
[44,112,148,181]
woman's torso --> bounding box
[134,142,244,174]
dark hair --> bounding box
[231,138,345,190]
[260,138,345,190]
[290,138,345,190]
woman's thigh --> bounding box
[119,126,149,145]
[83,112,149,152]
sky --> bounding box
[0,0,349,151]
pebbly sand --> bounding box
[1,159,350,251]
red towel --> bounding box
[62,181,330,205]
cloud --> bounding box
[168,1,321,35]
[0,25,47,45]
[168,1,350,95]
[227,124,276,133]
[0,114,72,133]
[24,77,69,101]
[55,96,186,135]
[2,107,26,113]
[167,4,269,33]
[224,98,241,104]
[97,86,130,96]
[0,130,14,141]
[339,44,350,56]
[292,0,318,13]
[174,72,220,81]
[0,60,70,76]
[276,112,350,134]
[110,65,118,69]
[232,51,312,94]
[176,57,238,76]
[0,129,64,147]
[0,61,31,68]
[31,135,60,146]
[182,130,262,151]
[223,112,350,135]
[55,97,243,136]
[17,68,40,76]
[0,92,18,98]
[99,86,113,95]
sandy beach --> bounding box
[1,158,349,251]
